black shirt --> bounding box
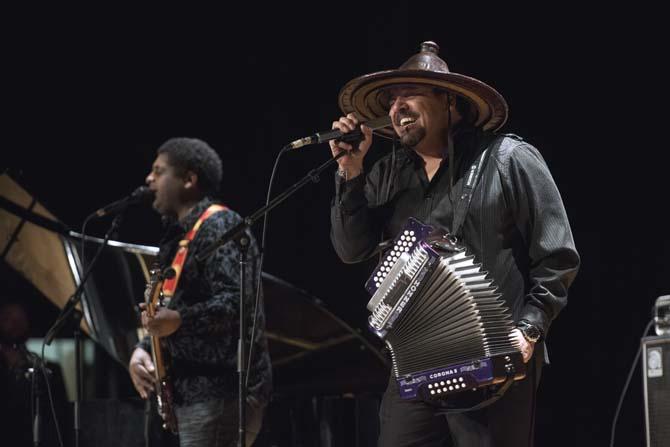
[330,129,580,338]
[140,197,272,406]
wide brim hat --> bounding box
[338,41,509,139]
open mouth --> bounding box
[399,116,417,128]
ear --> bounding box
[446,94,463,125]
[445,92,456,109]
[183,171,198,191]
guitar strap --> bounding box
[162,204,227,297]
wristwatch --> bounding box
[337,168,362,180]
[516,320,542,343]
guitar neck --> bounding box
[151,335,168,379]
[146,276,169,380]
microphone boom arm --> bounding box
[196,150,347,262]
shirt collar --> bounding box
[162,196,215,235]
[179,197,215,231]
[399,128,489,168]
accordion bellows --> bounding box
[366,218,525,400]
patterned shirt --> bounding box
[139,197,272,407]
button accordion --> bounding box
[366,217,526,402]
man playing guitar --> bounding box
[129,137,272,447]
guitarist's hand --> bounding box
[129,348,156,399]
[140,303,182,337]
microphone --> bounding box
[94,186,154,217]
[287,115,392,149]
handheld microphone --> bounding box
[287,115,392,150]
[94,186,154,217]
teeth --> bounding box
[400,117,416,126]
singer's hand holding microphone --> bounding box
[286,113,390,180]
[329,113,373,180]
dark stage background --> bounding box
[2,5,667,446]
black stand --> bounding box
[30,367,42,447]
[236,237,250,447]
[44,213,124,447]
[27,364,51,447]
[196,150,347,446]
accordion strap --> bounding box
[434,374,516,415]
[450,136,500,239]
[451,148,490,239]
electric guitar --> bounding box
[144,264,178,433]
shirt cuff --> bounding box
[519,303,549,338]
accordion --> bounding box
[366,217,525,402]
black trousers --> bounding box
[378,356,541,447]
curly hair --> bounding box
[157,137,223,197]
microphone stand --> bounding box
[44,212,124,447]
[28,362,53,447]
[196,149,347,446]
